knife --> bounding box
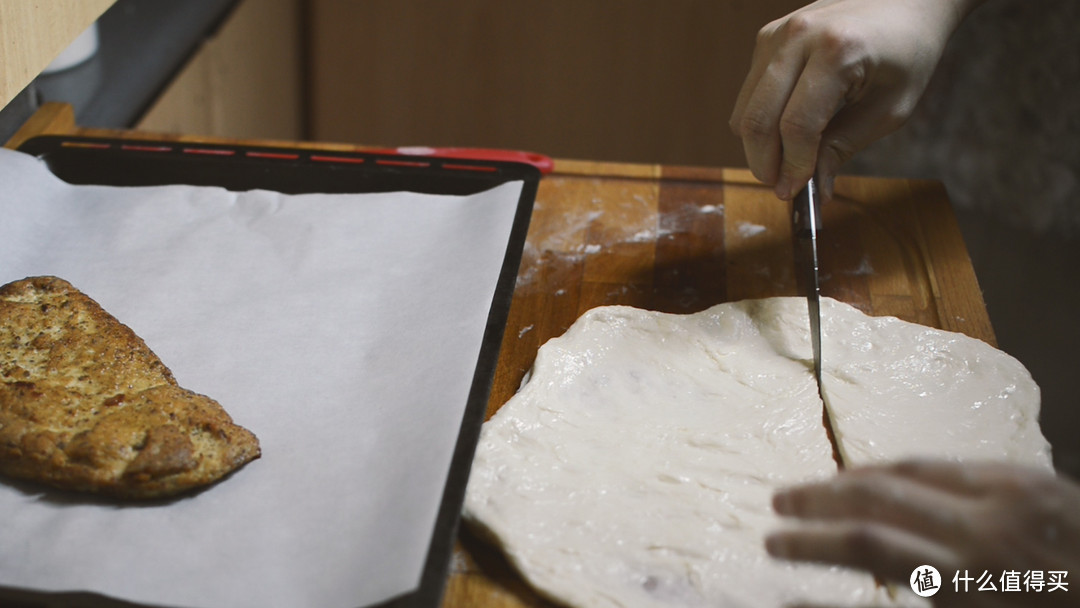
[793,178,822,387]
[793,177,842,466]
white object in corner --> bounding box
[42,23,100,74]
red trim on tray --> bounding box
[60,141,110,149]
[310,155,366,164]
[442,163,498,173]
[375,159,431,168]
[182,147,236,156]
[120,144,173,153]
[246,151,300,160]
[51,139,534,175]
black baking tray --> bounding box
[5,135,540,608]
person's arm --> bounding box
[766,460,1080,606]
[728,0,987,201]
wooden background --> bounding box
[305,0,807,168]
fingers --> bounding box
[766,468,967,584]
[766,464,969,586]
[768,459,1080,596]
[729,14,865,201]
[766,521,957,584]
[772,52,853,200]
[773,468,971,543]
[877,460,1080,554]
[729,24,804,189]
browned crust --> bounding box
[0,276,260,499]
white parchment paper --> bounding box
[0,148,524,608]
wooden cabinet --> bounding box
[305,0,805,168]
[136,0,304,141]
[22,0,800,167]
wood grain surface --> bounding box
[6,103,993,608]
[0,0,114,109]
[442,160,992,608]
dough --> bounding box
[815,298,1050,467]
[463,297,1049,607]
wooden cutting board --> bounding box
[442,162,993,607]
[485,160,992,417]
[6,103,992,608]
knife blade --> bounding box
[793,177,822,387]
[793,177,842,466]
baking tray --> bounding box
[6,135,541,608]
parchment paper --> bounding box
[0,148,523,608]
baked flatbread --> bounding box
[0,276,260,499]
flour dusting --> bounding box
[736,221,767,238]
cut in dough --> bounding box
[464,297,1050,608]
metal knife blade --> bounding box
[794,177,844,467]
[793,176,849,468]
[793,177,823,388]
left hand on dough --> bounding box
[766,459,1080,606]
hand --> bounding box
[729,0,982,201]
[766,460,1080,606]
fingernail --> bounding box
[764,533,790,558]
[775,177,793,201]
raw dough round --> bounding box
[464,297,1049,608]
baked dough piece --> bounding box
[0,276,260,499]
[464,298,1049,608]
